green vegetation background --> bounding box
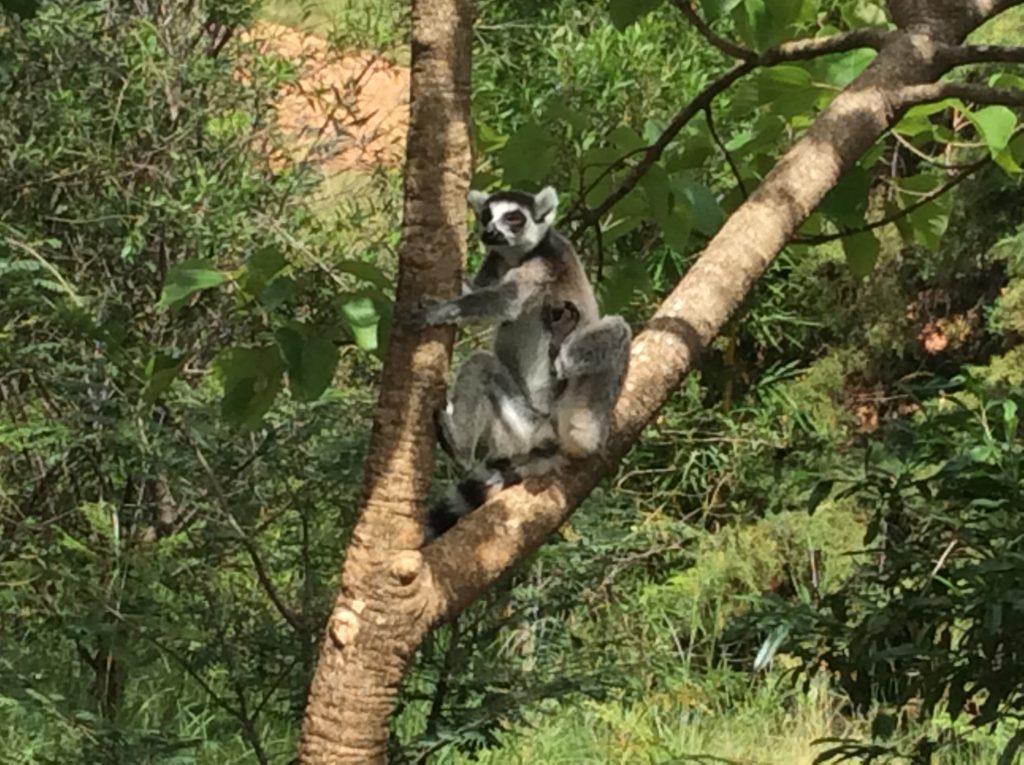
[2,1,1023,763]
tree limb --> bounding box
[423,8,1006,624]
[578,27,891,228]
[670,0,754,61]
[705,105,748,198]
[898,82,1024,106]
[943,43,1024,67]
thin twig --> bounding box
[191,442,305,635]
[795,156,989,246]
[670,0,753,61]
[705,105,748,198]
[576,26,891,230]
[929,538,958,579]
[891,131,981,170]
[575,61,755,230]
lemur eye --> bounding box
[503,210,526,227]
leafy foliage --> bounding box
[2,0,1024,762]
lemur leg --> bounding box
[438,351,555,469]
[553,316,632,458]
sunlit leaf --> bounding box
[341,296,380,351]
[158,259,226,311]
[824,48,876,88]
[968,105,1018,156]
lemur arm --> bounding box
[467,252,507,291]
[416,257,555,327]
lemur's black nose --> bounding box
[482,226,506,246]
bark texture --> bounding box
[301,0,1023,760]
[298,0,473,760]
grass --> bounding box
[259,0,407,57]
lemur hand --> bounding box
[410,298,460,328]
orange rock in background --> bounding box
[239,22,409,172]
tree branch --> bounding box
[576,61,754,229]
[577,27,891,229]
[795,156,989,246]
[191,444,306,636]
[705,105,747,198]
[942,43,1024,67]
[898,82,1024,106]
[670,0,754,61]
[762,27,890,64]
[425,25,933,624]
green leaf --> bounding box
[216,346,286,428]
[807,479,834,514]
[891,99,962,138]
[275,325,339,402]
[598,258,652,314]
[824,49,877,89]
[0,0,39,18]
[673,177,723,237]
[641,164,671,218]
[80,502,114,540]
[242,247,286,296]
[544,99,588,132]
[817,166,872,229]
[1003,399,1019,441]
[333,259,392,290]
[500,123,557,186]
[841,230,880,277]
[260,276,296,309]
[732,0,767,49]
[841,0,887,26]
[608,124,646,153]
[142,351,186,404]
[899,174,953,253]
[750,65,824,118]
[698,0,744,22]
[609,0,662,30]
[341,296,380,351]
[158,259,226,311]
[968,105,1018,156]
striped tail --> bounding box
[424,448,564,542]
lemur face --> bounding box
[467,187,559,257]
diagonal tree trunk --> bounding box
[300,1,1024,761]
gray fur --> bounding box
[420,186,631,539]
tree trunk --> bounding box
[300,0,1023,760]
[298,0,473,760]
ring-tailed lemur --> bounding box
[415,186,631,540]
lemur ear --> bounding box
[467,190,489,215]
[533,186,558,223]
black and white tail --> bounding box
[424,449,564,542]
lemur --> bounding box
[414,186,631,540]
